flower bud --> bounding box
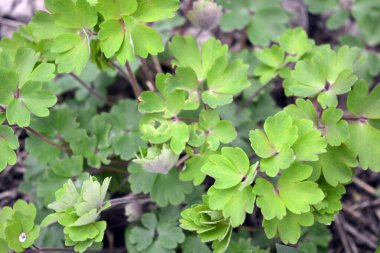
[188,0,223,31]
[133,145,179,174]
[125,202,143,222]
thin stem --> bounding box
[246,82,271,105]
[106,195,150,206]
[69,73,109,105]
[110,61,142,98]
[177,117,199,123]
[342,115,367,122]
[0,17,25,28]
[140,58,155,86]
[125,62,142,97]
[176,154,190,168]
[25,127,67,152]
[24,248,124,253]
[152,56,163,73]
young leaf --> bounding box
[347,80,380,119]
[47,0,98,29]
[292,119,327,161]
[263,212,314,244]
[201,147,251,189]
[284,46,363,108]
[108,100,146,161]
[309,145,357,186]
[219,0,289,46]
[346,122,380,172]
[128,164,193,207]
[0,126,19,172]
[250,112,298,177]
[207,185,256,227]
[51,33,90,74]
[254,163,324,219]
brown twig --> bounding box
[246,83,272,105]
[0,17,25,28]
[176,154,190,168]
[343,221,378,249]
[110,61,142,98]
[24,127,67,152]
[352,177,376,195]
[23,248,125,253]
[125,62,142,97]
[152,56,163,73]
[334,215,353,253]
[106,195,150,206]
[69,73,109,105]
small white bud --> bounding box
[19,232,27,243]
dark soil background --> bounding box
[1,1,380,253]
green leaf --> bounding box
[128,164,193,206]
[254,45,285,84]
[51,33,90,74]
[321,108,349,146]
[165,67,200,110]
[352,0,380,46]
[254,163,324,219]
[309,145,357,186]
[47,0,98,29]
[347,80,380,119]
[201,147,251,189]
[198,110,237,150]
[157,220,185,249]
[180,150,216,186]
[3,200,40,252]
[96,0,138,20]
[250,112,298,177]
[346,122,380,172]
[326,9,349,30]
[263,212,314,244]
[109,100,146,161]
[277,28,315,60]
[6,82,57,127]
[168,36,249,108]
[284,99,318,126]
[292,119,327,161]
[284,46,363,108]
[99,16,164,64]
[179,199,232,252]
[129,213,157,250]
[0,125,19,172]
[181,236,211,253]
[203,58,250,108]
[207,185,256,227]
[276,244,304,253]
[132,0,180,23]
[297,223,332,253]
[169,35,228,80]
[220,0,289,46]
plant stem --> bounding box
[110,61,142,98]
[106,195,150,206]
[125,62,142,97]
[0,17,25,28]
[246,82,272,105]
[24,247,125,253]
[152,56,163,73]
[176,154,190,168]
[25,127,67,152]
[342,115,367,122]
[69,73,109,105]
